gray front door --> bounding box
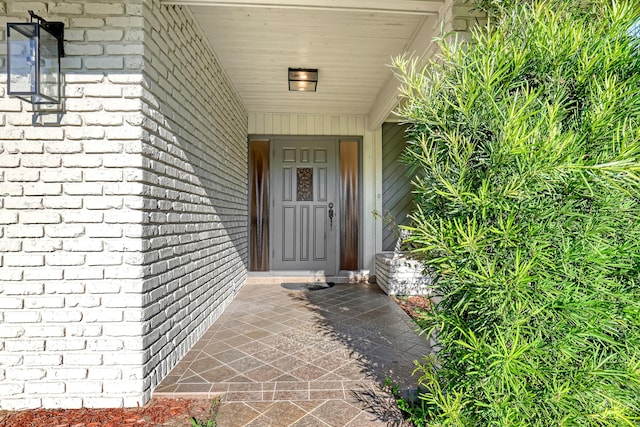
[271,138,338,275]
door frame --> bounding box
[248,135,363,275]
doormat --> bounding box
[281,282,336,291]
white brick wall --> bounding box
[0,0,248,410]
[139,0,248,399]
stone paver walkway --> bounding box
[155,281,430,426]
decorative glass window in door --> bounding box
[296,167,313,201]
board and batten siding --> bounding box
[248,113,383,273]
[381,123,414,251]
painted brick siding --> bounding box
[139,0,248,395]
[0,0,148,410]
[0,0,249,410]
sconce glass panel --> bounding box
[7,22,61,104]
[7,23,37,94]
[39,26,60,102]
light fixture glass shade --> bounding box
[288,68,318,92]
[7,22,62,104]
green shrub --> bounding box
[394,1,640,425]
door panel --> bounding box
[300,206,310,261]
[313,205,328,261]
[271,139,338,274]
[282,167,293,201]
[282,206,296,261]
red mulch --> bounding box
[394,295,431,320]
[0,398,216,427]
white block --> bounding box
[23,354,63,366]
[0,398,42,410]
[84,57,125,70]
[0,325,25,338]
[23,238,63,253]
[83,397,123,409]
[46,253,86,266]
[5,368,46,380]
[45,282,85,294]
[85,3,125,15]
[0,383,24,396]
[4,311,41,323]
[4,254,45,267]
[24,128,64,140]
[23,183,63,196]
[66,127,106,140]
[87,367,122,380]
[70,18,105,28]
[42,397,84,409]
[64,268,104,280]
[24,326,65,338]
[46,141,83,154]
[6,170,39,182]
[3,283,44,295]
[63,354,103,366]
[46,339,87,351]
[24,297,65,309]
[66,381,103,394]
[20,211,62,224]
[45,225,85,238]
[25,382,66,395]
[41,310,83,323]
[23,268,64,281]
[48,368,89,380]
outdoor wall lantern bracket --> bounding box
[7,10,65,105]
[288,68,318,92]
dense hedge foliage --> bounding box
[395,1,640,425]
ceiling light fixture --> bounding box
[288,68,318,92]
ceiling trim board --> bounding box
[367,14,440,130]
[160,0,444,15]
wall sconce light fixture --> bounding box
[7,10,65,104]
[288,68,318,92]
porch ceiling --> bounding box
[160,0,444,128]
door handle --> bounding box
[328,202,334,230]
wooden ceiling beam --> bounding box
[160,0,443,15]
